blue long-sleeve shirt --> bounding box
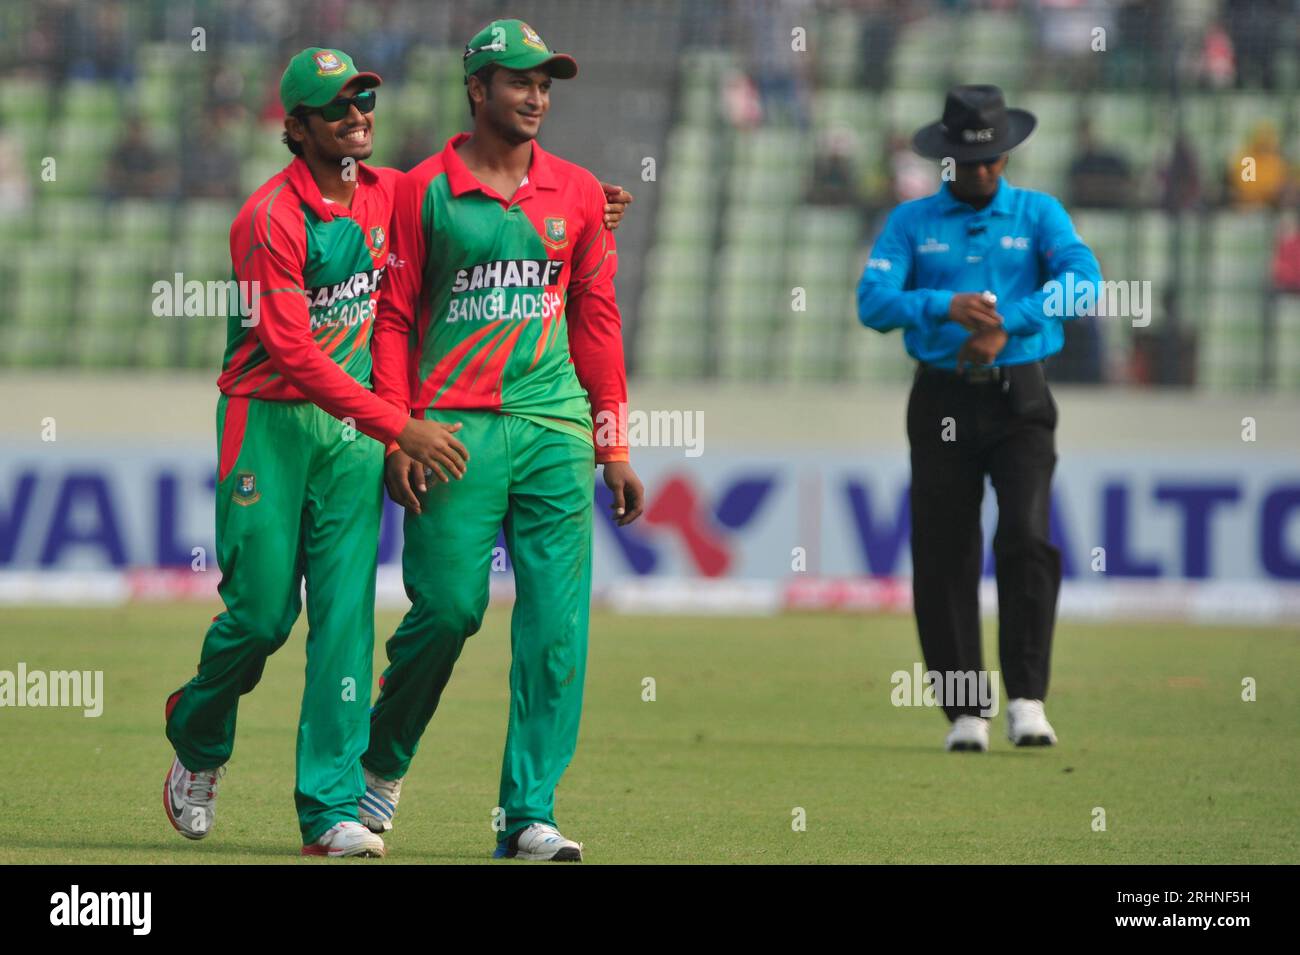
[856,178,1103,368]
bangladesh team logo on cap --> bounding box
[462,19,578,79]
[520,23,546,51]
[544,217,568,249]
[313,51,347,75]
[233,472,260,506]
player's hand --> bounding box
[395,418,469,483]
[384,449,428,514]
[948,292,1003,332]
[956,326,1009,369]
[602,460,644,526]
[600,182,633,231]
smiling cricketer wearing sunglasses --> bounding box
[161,46,633,859]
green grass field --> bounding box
[0,605,1296,864]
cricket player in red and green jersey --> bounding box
[162,48,474,858]
[356,19,644,861]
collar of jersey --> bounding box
[936,177,1015,216]
[286,155,378,221]
[441,131,558,202]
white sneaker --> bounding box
[500,823,583,862]
[944,715,990,752]
[163,755,225,840]
[1006,698,1058,746]
[302,820,386,858]
[358,766,401,834]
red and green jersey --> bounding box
[371,132,628,462]
[218,156,410,445]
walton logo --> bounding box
[599,474,775,576]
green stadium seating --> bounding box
[1273,295,1300,392]
[12,247,79,367]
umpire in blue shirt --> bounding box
[858,85,1102,752]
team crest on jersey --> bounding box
[233,472,261,506]
[520,23,546,51]
[369,225,386,254]
[543,216,567,249]
[313,51,347,75]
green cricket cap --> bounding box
[462,19,578,79]
[280,48,382,114]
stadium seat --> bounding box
[1200,290,1266,390]
[12,247,79,366]
[1273,295,1300,392]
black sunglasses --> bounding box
[298,89,377,123]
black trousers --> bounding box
[906,362,1062,721]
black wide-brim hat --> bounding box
[912,84,1036,162]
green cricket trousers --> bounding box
[165,394,383,844]
[363,409,594,846]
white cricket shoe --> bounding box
[500,823,584,862]
[302,821,386,858]
[944,715,990,752]
[1006,698,1058,746]
[163,755,225,840]
[358,766,401,834]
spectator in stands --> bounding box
[884,131,932,205]
[103,115,174,200]
[394,130,434,173]
[1110,0,1173,88]
[71,0,135,86]
[179,121,242,199]
[853,0,902,93]
[0,116,33,216]
[1197,19,1235,89]
[806,128,859,207]
[1270,210,1300,293]
[1156,131,1203,211]
[1066,118,1133,209]
[204,62,250,129]
[740,0,811,128]
[22,0,77,118]
[1030,0,1115,89]
[351,0,416,84]
[1224,0,1284,89]
[722,69,763,129]
[1226,121,1290,208]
